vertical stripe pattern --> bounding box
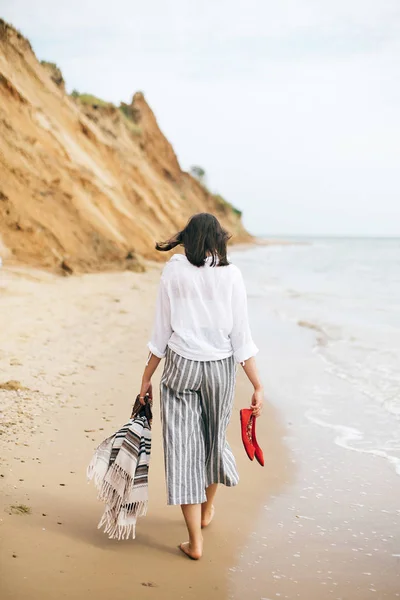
[160,348,239,505]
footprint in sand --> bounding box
[10,358,23,366]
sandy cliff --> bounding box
[0,20,251,272]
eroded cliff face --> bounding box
[0,20,251,273]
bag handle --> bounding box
[131,393,153,424]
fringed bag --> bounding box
[87,395,152,540]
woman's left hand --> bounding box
[139,378,153,404]
[251,388,263,417]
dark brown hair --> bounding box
[156,213,231,267]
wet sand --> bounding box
[229,298,400,599]
[0,264,289,600]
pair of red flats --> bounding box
[240,408,264,466]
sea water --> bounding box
[233,238,400,476]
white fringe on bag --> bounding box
[87,413,151,540]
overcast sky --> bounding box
[2,0,400,236]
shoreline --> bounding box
[0,264,291,599]
[230,246,400,599]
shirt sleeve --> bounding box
[147,276,172,358]
[230,268,259,363]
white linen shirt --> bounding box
[147,254,258,363]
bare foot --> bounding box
[179,541,203,560]
[201,504,215,528]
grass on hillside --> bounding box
[70,92,141,135]
[213,194,242,218]
[71,90,113,107]
[119,112,141,135]
[40,61,65,87]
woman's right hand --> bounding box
[139,379,153,404]
[251,387,263,417]
[138,353,162,405]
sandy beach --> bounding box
[1,6,399,598]
[0,261,289,600]
[1,243,400,600]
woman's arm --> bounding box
[230,269,259,364]
[147,276,173,359]
[139,273,172,404]
[230,269,264,417]
[139,353,161,404]
[241,357,263,417]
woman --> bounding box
[139,213,263,559]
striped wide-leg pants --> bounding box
[160,348,239,505]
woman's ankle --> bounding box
[189,532,203,548]
[201,504,215,528]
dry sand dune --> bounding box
[0,19,250,273]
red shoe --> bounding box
[240,408,255,461]
[252,415,264,467]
